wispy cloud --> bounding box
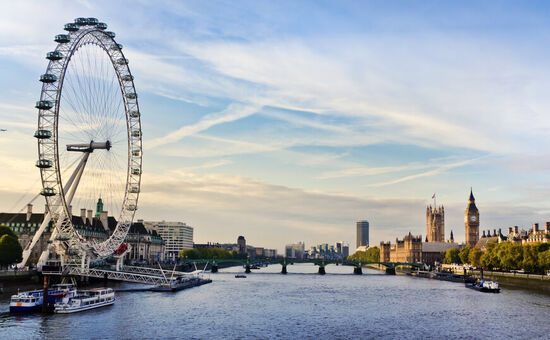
[147,103,259,149]
[367,158,479,188]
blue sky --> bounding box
[1,1,550,252]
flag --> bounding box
[432,193,436,199]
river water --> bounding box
[1,264,549,339]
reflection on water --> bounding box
[1,263,549,339]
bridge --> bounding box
[179,258,425,275]
[42,264,200,285]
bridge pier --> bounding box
[353,266,363,275]
[245,264,251,273]
[318,266,326,275]
[385,267,396,275]
[281,264,287,274]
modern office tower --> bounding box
[356,221,369,248]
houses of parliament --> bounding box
[380,190,480,263]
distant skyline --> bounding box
[2,1,550,253]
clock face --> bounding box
[470,215,477,222]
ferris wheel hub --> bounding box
[66,140,111,152]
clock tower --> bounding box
[464,188,479,247]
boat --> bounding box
[54,288,115,313]
[235,274,247,278]
[151,276,212,291]
[465,279,501,293]
[9,284,76,313]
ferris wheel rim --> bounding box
[36,18,143,260]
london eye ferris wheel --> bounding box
[34,17,142,263]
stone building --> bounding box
[421,241,460,265]
[464,189,480,247]
[379,241,391,262]
[523,223,550,244]
[426,205,445,242]
[475,229,507,251]
[389,232,422,263]
[0,200,165,265]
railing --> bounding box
[46,265,172,285]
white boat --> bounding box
[10,284,76,313]
[54,288,115,313]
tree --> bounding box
[538,249,550,271]
[444,248,460,264]
[469,247,482,267]
[481,242,500,269]
[522,244,539,272]
[347,247,380,263]
[0,233,23,268]
[497,242,523,270]
[459,246,471,264]
[0,225,16,238]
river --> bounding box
[1,264,549,339]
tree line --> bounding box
[180,247,246,260]
[442,241,550,273]
[346,247,380,263]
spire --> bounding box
[95,197,104,218]
[450,230,454,242]
[469,187,475,202]
[425,235,428,242]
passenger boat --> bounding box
[150,276,210,292]
[465,279,501,293]
[9,284,76,312]
[54,288,115,313]
[235,274,247,278]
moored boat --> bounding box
[54,288,115,313]
[465,279,501,293]
[10,284,76,313]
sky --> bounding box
[1,1,550,253]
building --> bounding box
[285,242,305,259]
[389,232,422,263]
[142,221,193,261]
[421,241,460,265]
[379,241,391,262]
[342,244,350,258]
[237,236,246,254]
[0,201,165,265]
[356,220,369,248]
[426,205,444,242]
[524,223,550,244]
[125,221,165,263]
[475,229,507,251]
[465,189,480,247]
[506,226,527,243]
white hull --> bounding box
[55,299,115,314]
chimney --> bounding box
[546,222,550,232]
[514,226,519,233]
[26,204,32,222]
[482,230,486,237]
[81,209,87,224]
[508,227,513,235]
[533,223,539,232]
[100,211,109,232]
[87,209,93,224]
